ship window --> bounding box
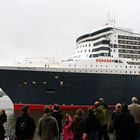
[23,82,27,85]
[125,71,127,73]
[54,76,59,79]
[32,81,36,85]
[43,82,47,84]
[91,65,92,67]
[125,66,127,68]
[60,81,64,87]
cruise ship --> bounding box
[1,24,140,110]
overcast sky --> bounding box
[0,0,140,65]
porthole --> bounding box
[60,81,64,87]
[23,82,27,85]
[43,82,47,84]
[32,81,36,85]
[54,76,59,79]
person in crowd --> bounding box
[84,107,99,140]
[63,113,73,140]
[113,103,136,140]
[99,98,108,109]
[109,103,122,140]
[112,103,122,122]
[15,105,36,140]
[128,97,140,140]
[71,108,85,140]
[0,109,7,140]
[93,100,110,140]
[37,106,59,140]
[51,104,63,140]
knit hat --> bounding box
[22,105,29,112]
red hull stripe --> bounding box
[14,104,115,111]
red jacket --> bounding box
[63,115,73,140]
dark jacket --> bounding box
[15,112,36,140]
[84,114,99,135]
[72,115,85,140]
[113,111,136,140]
[51,110,63,133]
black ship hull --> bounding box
[0,69,139,106]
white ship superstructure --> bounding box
[59,25,140,75]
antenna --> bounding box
[105,13,116,27]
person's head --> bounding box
[99,98,104,103]
[87,107,93,116]
[115,103,122,112]
[22,105,29,113]
[121,103,128,112]
[76,108,84,117]
[132,97,138,103]
[64,118,69,126]
[53,104,60,111]
[94,101,100,108]
[44,105,50,114]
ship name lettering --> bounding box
[96,59,112,62]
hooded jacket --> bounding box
[37,113,59,140]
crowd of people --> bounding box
[0,97,140,140]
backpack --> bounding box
[19,121,27,132]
